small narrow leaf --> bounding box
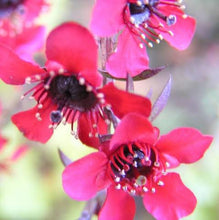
[58,148,72,167]
[98,65,166,81]
[149,75,172,121]
[132,65,166,81]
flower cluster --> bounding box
[0,1,213,220]
[91,0,196,77]
[0,0,49,61]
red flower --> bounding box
[0,0,49,60]
[62,113,213,220]
[0,0,48,31]
[0,22,151,146]
[0,25,46,61]
[91,0,196,78]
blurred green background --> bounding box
[0,0,218,219]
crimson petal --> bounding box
[90,0,126,36]
[156,127,213,165]
[77,113,108,149]
[46,22,102,87]
[24,0,49,21]
[100,83,151,119]
[106,29,149,78]
[15,25,46,62]
[143,173,197,220]
[0,45,45,85]
[62,152,109,200]
[11,100,56,143]
[156,6,196,50]
[110,113,156,152]
[99,185,135,220]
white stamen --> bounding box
[133,161,138,167]
[130,189,136,195]
[130,17,135,24]
[180,5,186,10]
[58,68,65,74]
[115,177,120,182]
[44,84,50,90]
[38,104,43,109]
[159,22,164,28]
[141,33,146,40]
[49,70,55,77]
[62,118,67,125]
[148,42,153,48]
[182,14,188,19]
[25,77,31,84]
[48,124,53,129]
[35,74,41,80]
[158,34,163,40]
[143,186,148,192]
[165,162,170,168]
[88,132,93,137]
[115,184,121,190]
[99,98,105,104]
[35,112,42,121]
[168,31,174,36]
[105,104,112,109]
[158,181,164,186]
[86,85,93,92]
[120,169,126,176]
[139,43,144,49]
[105,119,111,125]
[123,185,128,191]
[145,156,150,161]
[97,93,104,99]
[134,24,139,28]
[144,23,148,28]
[137,0,142,6]
[156,39,160,44]
[134,153,138,158]
[79,77,85,85]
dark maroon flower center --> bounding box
[46,75,98,123]
[48,75,97,112]
[0,0,23,10]
[23,70,108,136]
[124,0,180,48]
[128,0,176,26]
[108,142,166,195]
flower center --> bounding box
[48,75,98,114]
[24,70,104,134]
[124,0,183,48]
[108,142,167,195]
[129,0,176,26]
